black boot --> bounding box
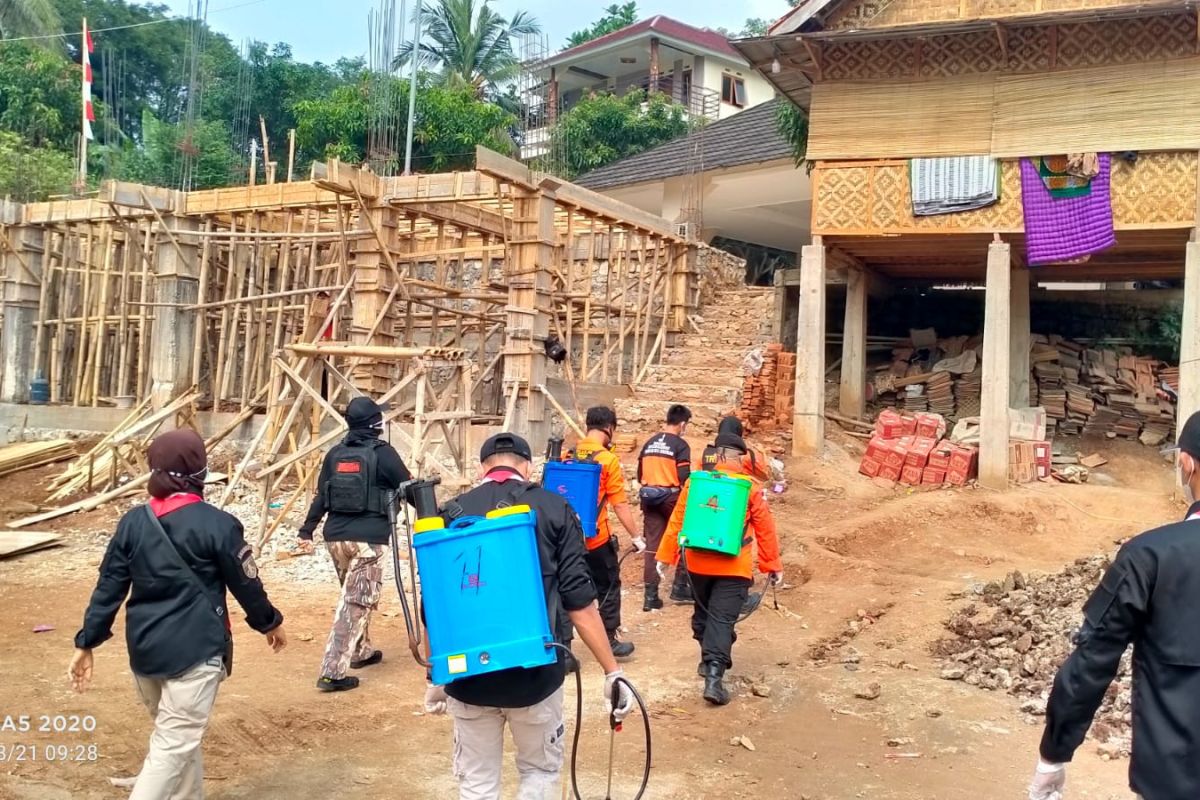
[609,634,635,660]
[669,573,694,605]
[643,582,664,612]
[702,662,731,706]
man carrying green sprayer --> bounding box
[656,431,782,706]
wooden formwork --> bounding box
[0,148,699,528]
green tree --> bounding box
[565,2,637,48]
[0,131,74,200]
[117,110,240,189]
[775,101,807,166]
[0,0,61,39]
[293,74,515,172]
[395,0,539,98]
[552,90,689,179]
[0,41,81,149]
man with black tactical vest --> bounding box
[1027,410,1200,800]
[299,396,411,692]
[423,432,635,800]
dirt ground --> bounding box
[0,433,1176,800]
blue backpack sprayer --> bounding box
[388,473,652,799]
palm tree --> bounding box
[0,0,62,40]
[394,0,539,98]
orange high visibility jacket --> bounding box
[656,463,782,580]
[574,435,628,552]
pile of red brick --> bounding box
[739,344,796,430]
[858,409,978,487]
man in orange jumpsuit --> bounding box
[656,431,782,705]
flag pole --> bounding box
[79,17,94,193]
[78,17,88,192]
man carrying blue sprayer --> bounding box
[423,432,635,800]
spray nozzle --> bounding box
[546,437,564,462]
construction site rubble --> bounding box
[935,556,1133,758]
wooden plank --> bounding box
[979,238,1012,490]
[0,531,63,559]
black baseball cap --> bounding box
[480,432,533,462]
[1171,410,1200,459]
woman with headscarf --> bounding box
[70,428,286,800]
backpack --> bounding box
[324,440,386,514]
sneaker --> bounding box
[609,636,635,660]
[351,650,383,669]
[317,675,360,692]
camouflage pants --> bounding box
[320,541,384,680]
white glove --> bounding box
[1027,761,1065,800]
[424,684,448,715]
[768,571,783,586]
[604,669,635,723]
[655,561,669,580]
[631,536,647,553]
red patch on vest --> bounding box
[335,461,362,473]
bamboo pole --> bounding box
[191,218,212,391]
[72,224,93,405]
[136,219,153,399]
[115,226,133,396]
[90,223,115,406]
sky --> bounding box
[165,0,787,65]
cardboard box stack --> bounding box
[859,410,977,487]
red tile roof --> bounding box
[548,16,743,64]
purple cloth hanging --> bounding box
[1019,153,1116,266]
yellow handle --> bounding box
[485,504,533,519]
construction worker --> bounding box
[70,429,287,799]
[298,396,412,692]
[636,403,692,611]
[423,432,635,800]
[656,431,782,706]
[1028,411,1200,800]
[567,406,645,659]
[701,416,769,480]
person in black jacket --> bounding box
[298,395,411,692]
[70,429,286,800]
[1029,409,1200,800]
[422,432,635,799]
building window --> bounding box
[721,74,746,107]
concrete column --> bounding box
[0,219,43,403]
[548,67,558,126]
[979,239,1012,490]
[792,238,826,456]
[839,267,868,419]
[1009,263,1031,408]
[671,58,685,104]
[149,218,200,408]
[1179,240,1200,425]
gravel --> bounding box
[934,555,1133,758]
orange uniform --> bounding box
[656,463,782,580]
[574,435,627,552]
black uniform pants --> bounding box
[688,572,751,670]
[641,496,678,585]
[560,537,622,642]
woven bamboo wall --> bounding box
[811,152,1198,235]
[821,12,1196,81]
[808,56,1200,159]
[827,0,1141,30]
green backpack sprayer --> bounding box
[388,474,652,799]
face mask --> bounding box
[1179,458,1196,504]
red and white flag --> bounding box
[81,19,95,141]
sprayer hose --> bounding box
[548,642,651,800]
